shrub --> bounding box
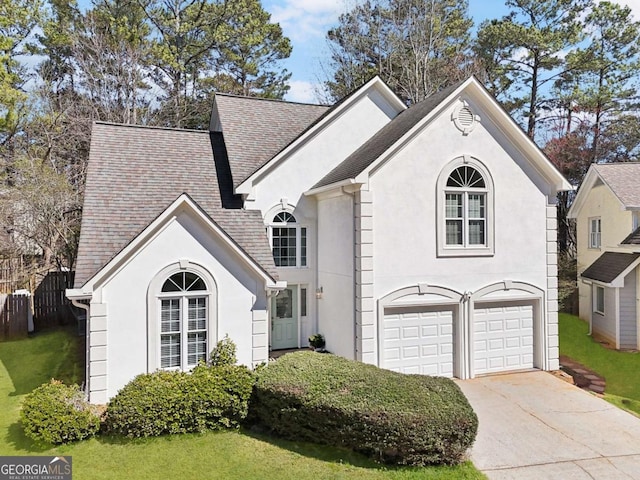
[250,351,478,466]
[208,335,237,366]
[104,365,254,438]
[308,333,325,349]
[21,380,101,444]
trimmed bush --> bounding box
[104,365,254,438]
[208,335,237,366]
[250,351,478,466]
[21,380,101,444]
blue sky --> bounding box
[264,0,640,103]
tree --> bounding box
[324,0,475,104]
[476,0,590,140]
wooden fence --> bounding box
[0,294,29,340]
[33,271,75,330]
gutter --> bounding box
[67,291,92,400]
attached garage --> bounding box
[473,301,534,375]
[381,305,455,377]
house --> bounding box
[567,163,640,349]
[66,77,571,404]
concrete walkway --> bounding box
[457,371,640,479]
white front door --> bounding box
[271,287,298,350]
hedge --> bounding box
[250,351,478,466]
[21,380,101,444]
[104,364,254,438]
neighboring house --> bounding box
[67,77,571,404]
[568,163,640,350]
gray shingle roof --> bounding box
[581,252,640,284]
[594,163,640,209]
[74,123,277,287]
[622,226,640,245]
[313,80,464,189]
[211,94,329,186]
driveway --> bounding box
[457,371,640,479]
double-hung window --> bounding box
[445,166,487,247]
[159,271,208,370]
[594,285,605,315]
[270,212,307,267]
[589,218,601,249]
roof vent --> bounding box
[452,100,479,135]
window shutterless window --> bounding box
[269,211,308,268]
[589,218,601,249]
[445,166,487,247]
[594,285,605,314]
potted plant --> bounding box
[308,333,326,351]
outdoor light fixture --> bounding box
[316,286,323,299]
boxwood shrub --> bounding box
[21,380,101,445]
[104,364,254,438]
[250,351,478,466]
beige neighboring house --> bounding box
[568,163,640,349]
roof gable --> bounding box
[74,123,276,287]
[235,76,407,196]
[211,95,329,187]
[309,76,572,195]
[70,194,282,296]
[568,163,640,219]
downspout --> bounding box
[70,298,91,399]
[342,186,358,360]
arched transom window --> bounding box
[445,166,487,247]
[269,211,307,267]
[159,272,208,369]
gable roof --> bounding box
[235,76,407,196]
[568,163,640,218]
[74,122,277,287]
[622,226,640,245]
[211,94,329,186]
[310,76,571,193]
[581,251,640,286]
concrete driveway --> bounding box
[456,371,640,479]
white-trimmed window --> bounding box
[589,217,601,249]
[594,285,605,315]
[269,212,307,267]
[159,271,208,369]
[437,158,494,256]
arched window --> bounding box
[159,271,208,369]
[437,158,494,256]
[269,211,307,267]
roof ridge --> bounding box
[213,92,329,108]
[93,121,209,134]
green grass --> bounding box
[0,328,484,480]
[559,313,640,416]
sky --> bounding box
[263,0,640,103]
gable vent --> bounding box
[452,100,479,135]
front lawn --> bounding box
[559,313,640,416]
[0,328,484,479]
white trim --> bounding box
[236,77,406,196]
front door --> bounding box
[271,287,298,350]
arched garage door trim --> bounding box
[470,281,546,378]
[378,285,465,378]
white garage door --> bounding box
[382,306,454,377]
[474,302,534,375]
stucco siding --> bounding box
[92,212,267,402]
[620,269,637,349]
[317,194,355,358]
[369,96,549,300]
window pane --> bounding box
[184,272,206,291]
[446,220,463,245]
[446,166,485,188]
[446,194,462,218]
[272,227,297,267]
[468,220,485,245]
[301,288,307,317]
[273,212,296,223]
[301,227,307,267]
[468,194,485,219]
[161,299,180,333]
[161,334,180,368]
[187,332,207,366]
[188,297,207,331]
[276,289,293,318]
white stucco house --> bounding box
[567,163,640,350]
[67,77,571,404]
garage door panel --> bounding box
[383,307,454,377]
[474,303,534,375]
